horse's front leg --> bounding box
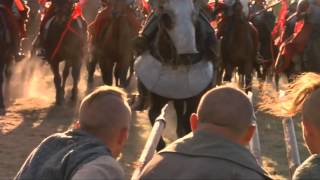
[223,63,233,82]
[87,53,98,84]
[4,60,13,104]
[174,93,203,138]
[244,62,253,93]
[62,63,70,92]
[99,58,114,86]
[71,60,82,101]
[50,62,64,105]
[116,54,131,88]
[0,62,6,115]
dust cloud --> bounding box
[9,57,54,102]
[8,55,89,105]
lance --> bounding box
[248,91,263,166]
[131,104,168,180]
[280,90,301,178]
[250,0,282,19]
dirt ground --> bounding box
[0,58,309,180]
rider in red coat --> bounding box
[276,0,320,72]
[88,0,141,46]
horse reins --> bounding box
[50,7,84,61]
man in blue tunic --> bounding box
[14,86,131,180]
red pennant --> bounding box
[38,0,46,5]
[142,0,151,13]
[208,2,215,10]
[272,0,288,39]
[294,20,304,34]
[72,3,83,20]
[14,0,25,11]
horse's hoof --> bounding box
[131,96,147,112]
[87,77,94,84]
[55,99,64,106]
[70,95,78,102]
[0,108,6,116]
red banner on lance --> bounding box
[72,3,83,20]
[272,0,288,39]
[14,0,25,11]
[143,0,150,12]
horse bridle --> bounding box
[152,10,202,66]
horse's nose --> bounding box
[112,10,120,18]
[178,53,201,64]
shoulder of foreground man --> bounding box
[138,152,272,180]
[71,155,125,180]
[293,154,320,180]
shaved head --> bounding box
[303,88,320,128]
[197,86,254,134]
[79,86,131,138]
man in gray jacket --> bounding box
[139,86,271,180]
[15,86,131,180]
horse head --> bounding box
[233,0,245,17]
[53,0,74,25]
[157,0,199,56]
[109,0,131,18]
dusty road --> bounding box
[0,58,309,180]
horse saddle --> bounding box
[135,52,214,99]
[43,15,85,41]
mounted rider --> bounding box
[212,0,251,40]
[37,0,80,57]
[88,0,140,47]
[249,0,276,68]
[0,0,28,61]
[276,0,320,72]
[213,0,250,18]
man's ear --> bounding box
[302,120,314,137]
[243,125,256,144]
[117,127,129,145]
[74,120,80,129]
[190,113,199,132]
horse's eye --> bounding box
[160,13,174,29]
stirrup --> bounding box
[36,48,47,58]
[15,52,25,62]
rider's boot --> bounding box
[15,49,25,62]
[36,34,47,58]
[13,39,25,62]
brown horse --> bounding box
[42,2,87,104]
[0,5,16,114]
[92,1,140,87]
[216,0,258,92]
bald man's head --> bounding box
[197,86,254,135]
[303,88,320,128]
[79,86,131,138]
